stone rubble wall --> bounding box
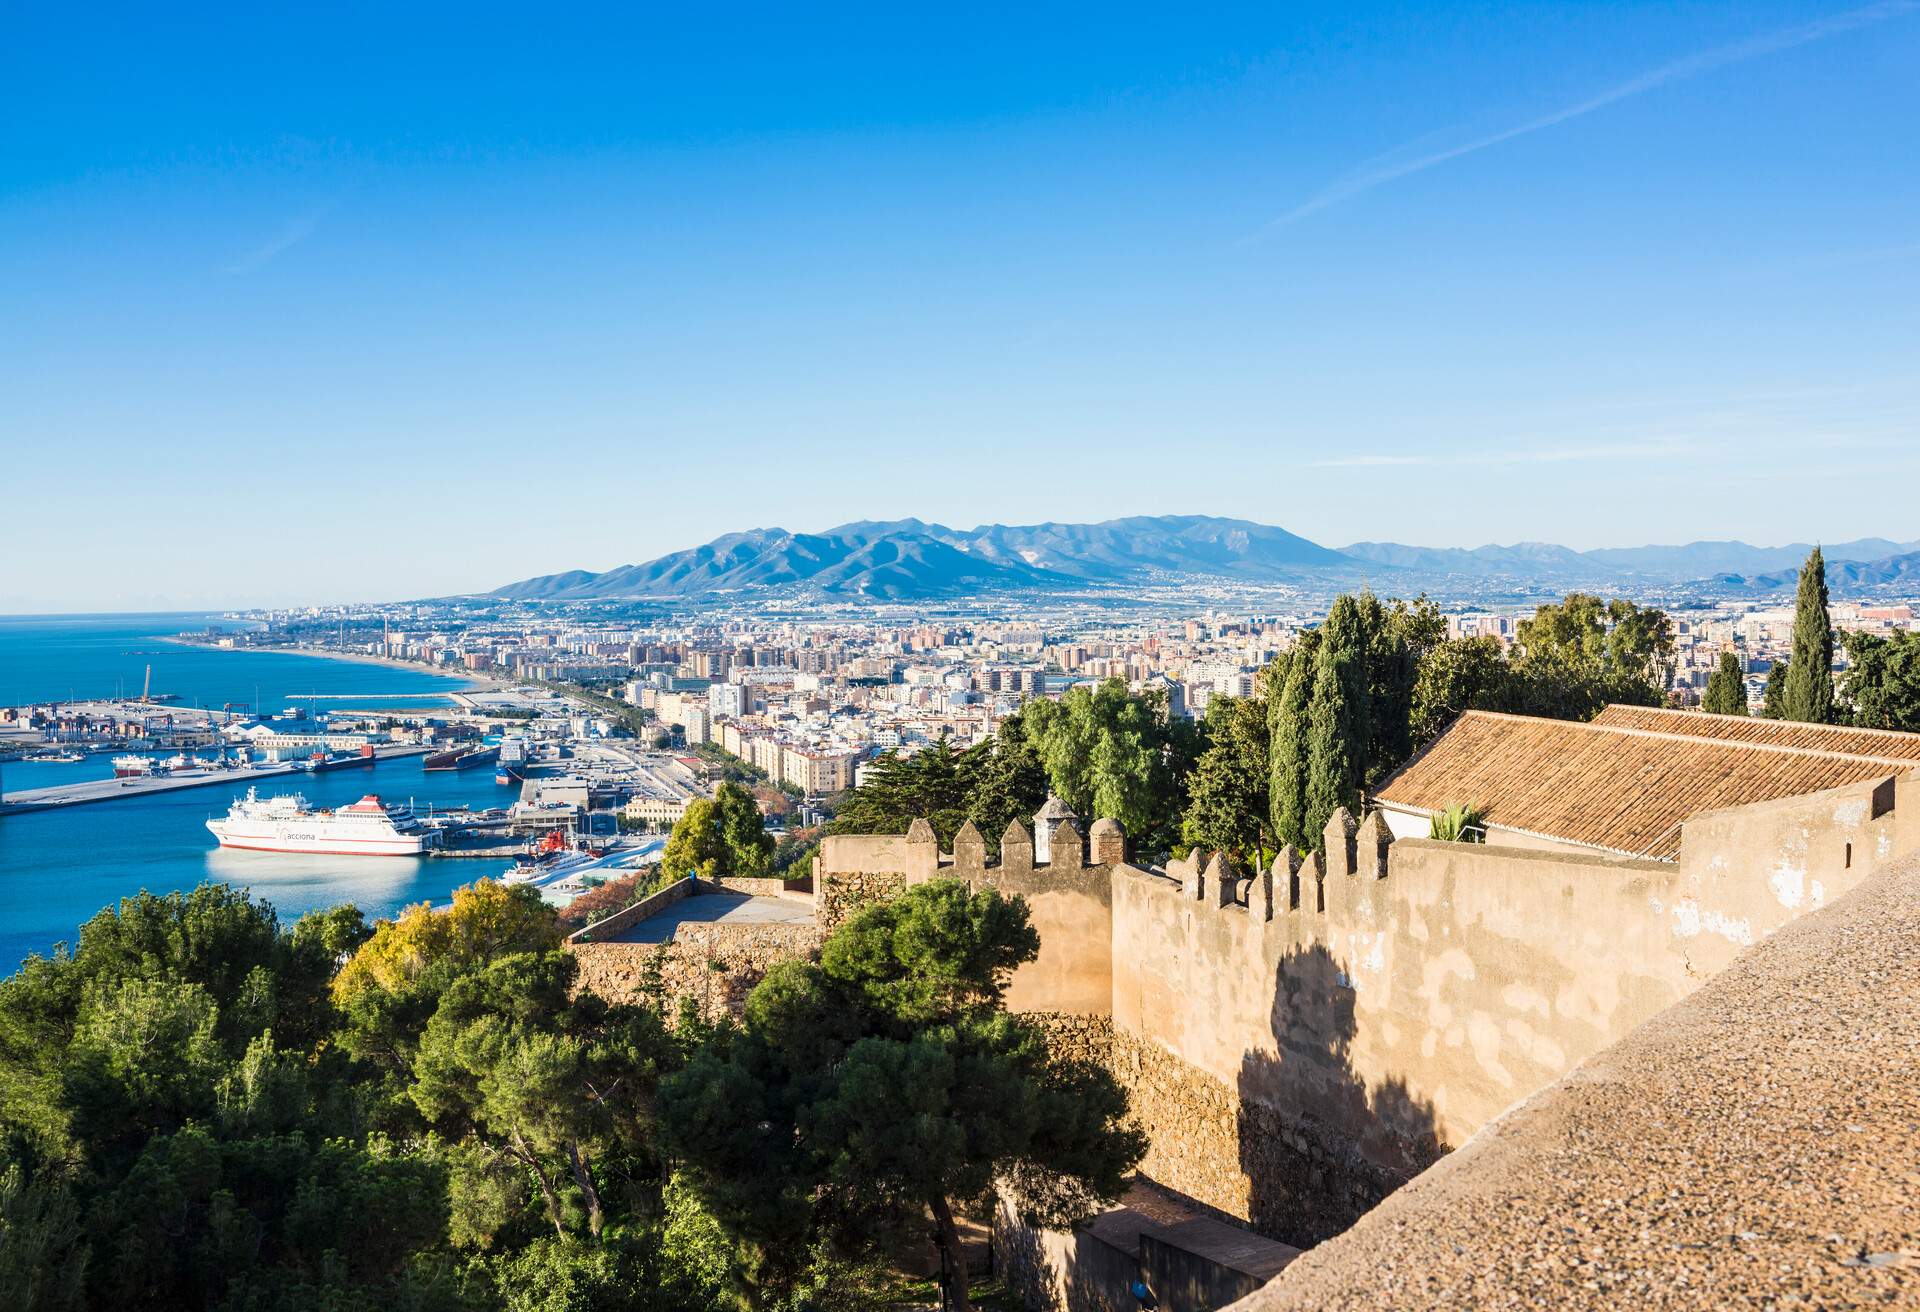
[569,921,822,1022]
[816,869,908,929]
[703,875,812,899]
[1110,1028,1410,1249]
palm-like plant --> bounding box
[1429,802,1486,843]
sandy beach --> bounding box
[163,635,514,690]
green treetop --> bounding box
[660,881,1143,1312]
[1267,630,1319,850]
[661,782,776,882]
[1181,693,1272,865]
[1841,630,1920,731]
[1761,658,1791,718]
[1021,679,1199,853]
[1301,595,1371,847]
[1781,546,1836,723]
[1701,649,1750,716]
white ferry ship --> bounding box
[206,788,438,856]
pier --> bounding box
[0,745,432,816]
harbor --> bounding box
[0,744,432,816]
[0,616,534,965]
[0,616,720,967]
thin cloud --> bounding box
[1313,441,1694,469]
[224,211,325,275]
[1261,1,1918,233]
[1313,454,1432,468]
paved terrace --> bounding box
[1229,851,1920,1311]
[598,891,814,943]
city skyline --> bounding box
[6,2,1919,610]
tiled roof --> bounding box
[1592,703,1920,764]
[1373,709,1916,860]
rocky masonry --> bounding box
[570,921,821,1021]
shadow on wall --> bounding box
[1237,944,1446,1247]
[994,1200,1139,1312]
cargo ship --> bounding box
[494,737,530,786]
[206,788,437,855]
[424,744,498,772]
[112,754,166,779]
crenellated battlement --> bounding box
[808,766,1917,1255]
[816,807,1127,928]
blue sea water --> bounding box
[0,615,520,966]
[0,611,470,710]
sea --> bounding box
[0,614,523,967]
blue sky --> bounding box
[3,2,1917,610]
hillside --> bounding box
[488,518,1920,601]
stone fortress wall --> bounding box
[815,767,1918,1251]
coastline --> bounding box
[162,635,509,689]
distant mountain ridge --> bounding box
[486,518,1920,601]
[1337,536,1917,583]
[1699,551,1920,595]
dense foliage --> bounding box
[1702,649,1750,716]
[1180,695,1272,865]
[1761,658,1791,719]
[826,709,1073,856]
[660,783,775,882]
[0,875,1113,1312]
[1841,630,1920,731]
[1782,547,1837,724]
[661,881,1143,1312]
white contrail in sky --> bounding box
[224,211,325,275]
[1261,0,1917,232]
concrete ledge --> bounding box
[568,876,694,942]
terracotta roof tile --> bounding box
[1373,709,1916,860]
[1592,703,1920,763]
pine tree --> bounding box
[1782,546,1836,723]
[1701,650,1749,716]
[1268,630,1319,849]
[1302,596,1370,848]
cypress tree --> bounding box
[1701,649,1749,716]
[1268,630,1319,849]
[1302,596,1370,848]
[1782,546,1836,723]
[1761,659,1789,719]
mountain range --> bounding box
[487,517,1920,602]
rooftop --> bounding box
[1592,702,1920,763]
[1373,708,1920,859]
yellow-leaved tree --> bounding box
[331,880,561,1118]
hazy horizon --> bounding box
[6,3,1918,610]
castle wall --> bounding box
[1104,771,1912,1245]
[976,862,1116,1018]
[818,822,1117,1015]
[695,773,1917,1267]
